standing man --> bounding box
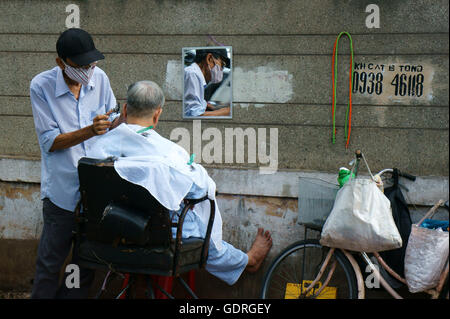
[30,28,121,298]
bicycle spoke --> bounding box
[291,254,301,294]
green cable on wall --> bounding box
[331,32,354,148]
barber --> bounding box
[184,48,231,117]
[29,28,123,298]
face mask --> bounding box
[209,63,224,84]
[62,60,96,86]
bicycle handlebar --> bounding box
[376,168,417,181]
[353,150,416,182]
[397,170,416,181]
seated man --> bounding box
[88,80,272,285]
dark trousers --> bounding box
[31,198,95,299]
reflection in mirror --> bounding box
[182,46,232,118]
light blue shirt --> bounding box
[30,66,116,212]
[184,63,207,117]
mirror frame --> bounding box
[182,46,233,120]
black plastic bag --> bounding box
[379,169,413,279]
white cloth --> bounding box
[87,123,223,250]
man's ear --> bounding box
[153,106,163,126]
[206,53,215,68]
[56,57,64,70]
[122,103,128,118]
[120,103,128,124]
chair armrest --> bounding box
[173,201,194,275]
[200,199,215,268]
[172,195,216,274]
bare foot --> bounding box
[246,228,273,273]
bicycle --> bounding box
[260,150,449,299]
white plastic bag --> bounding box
[320,154,402,252]
[404,202,449,293]
[320,178,402,252]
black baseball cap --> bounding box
[196,48,230,68]
[56,28,104,66]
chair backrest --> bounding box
[77,157,172,249]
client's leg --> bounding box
[175,210,273,285]
[205,227,272,285]
[205,241,249,286]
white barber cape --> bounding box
[87,123,223,250]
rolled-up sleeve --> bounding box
[103,74,119,121]
[104,74,117,112]
[30,82,60,153]
[184,72,207,117]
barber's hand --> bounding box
[206,103,216,111]
[92,110,112,135]
[201,106,231,117]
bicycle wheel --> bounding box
[260,239,358,299]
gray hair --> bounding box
[126,80,165,116]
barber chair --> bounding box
[73,157,215,299]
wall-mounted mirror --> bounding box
[182,46,232,119]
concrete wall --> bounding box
[0,0,448,297]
